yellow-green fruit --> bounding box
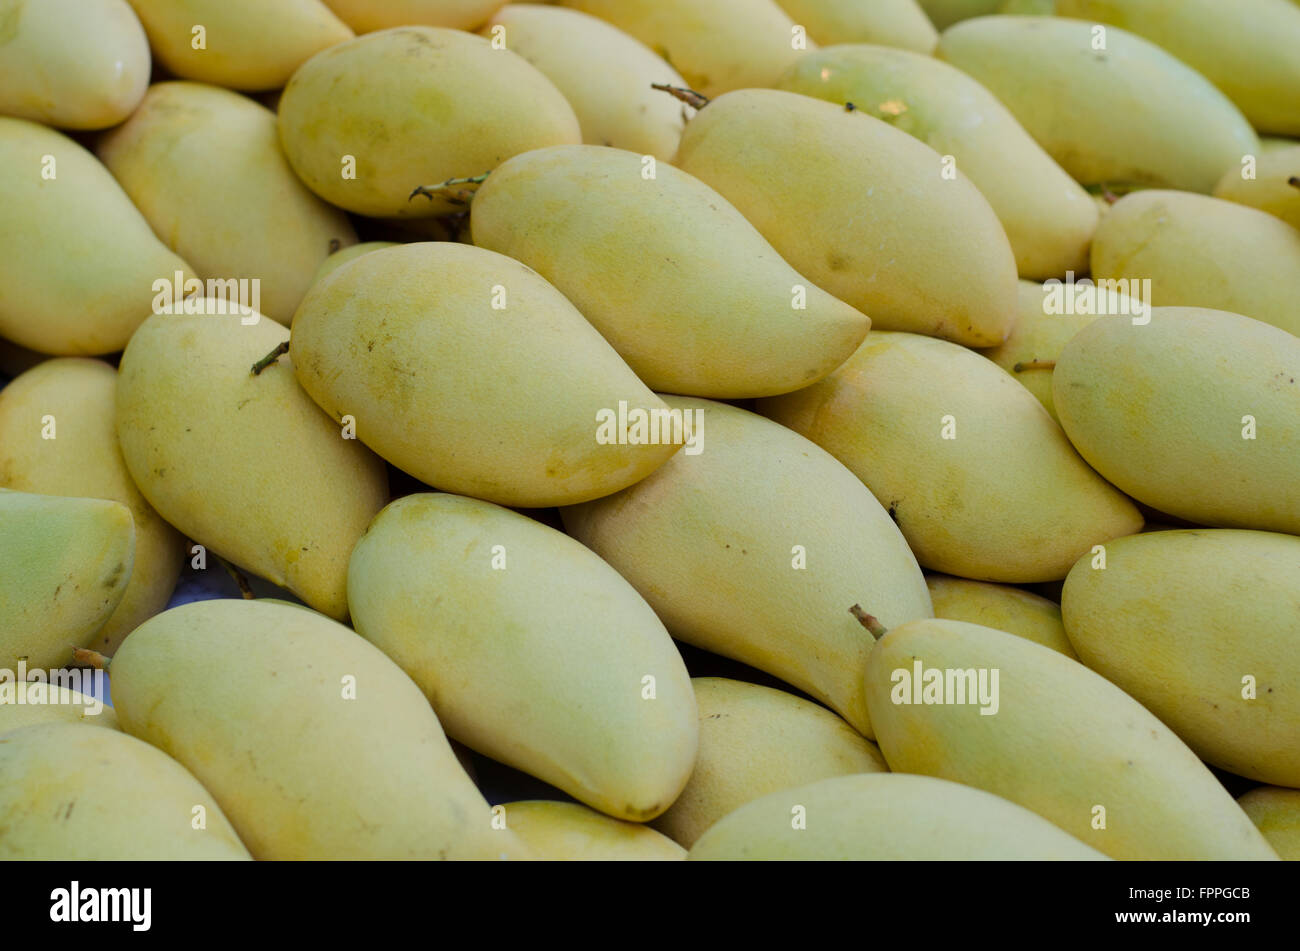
[348,493,698,821]
[688,773,1109,860]
[0,489,133,671]
[936,16,1259,193]
[0,684,119,732]
[0,0,150,129]
[653,678,888,848]
[773,0,937,50]
[483,6,691,161]
[1057,0,1300,136]
[865,618,1279,859]
[111,599,530,860]
[309,241,398,289]
[674,89,1018,346]
[776,46,1097,279]
[115,306,389,620]
[1213,146,1300,232]
[562,397,932,738]
[758,331,1142,582]
[324,0,505,30]
[1091,191,1300,336]
[503,801,687,860]
[1053,308,1300,534]
[1239,787,1300,860]
[1261,136,1300,156]
[278,27,580,218]
[124,0,353,91]
[926,574,1077,658]
[97,82,358,328]
[291,243,676,508]
[470,146,869,398]
[560,0,808,97]
[0,723,250,859]
[918,0,1003,29]
[0,359,184,652]
[1062,530,1300,787]
[0,118,196,355]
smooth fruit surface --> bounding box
[926,574,1077,658]
[502,801,687,860]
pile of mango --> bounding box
[1,0,1297,861]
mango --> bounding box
[865,617,1280,859]
[291,242,677,508]
[653,678,888,848]
[0,0,149,129]
[688,773,1109,859]
[674,89,1018,346]
[1239,787,1300,860]
[776,45,1097,279]
[502,801,686,860]
[115,305,389,620]
[278,27,580,217]
[936,16,1258,193]
[0,118,196,355]
[918,0,1003,28]
[0,489,133,671]
[1052,308,1300,534]
[758,331,1142,582]
[1214,145,1300,231]
[0,683,119,732]
[470,145,869,398]
[309,241,398,289]
[110,599,530,859]
[773,0,937,50]
[926,574,1077,658]
[562,396,932,738]
[323,0,505,31]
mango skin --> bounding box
[278,27,580,218]
[470,145,869,398]
[309,241,398,290]
[116,306,389,620]
[688,773,1109,860]
[0,0,149,129]
[348,493,698,822]
[503,801,686,860]
[324,0,505,31]
[936,16,1258,193]
[125,0,353,91]
[560,0,808,98]
[674,89,1018,347]
[562,397,933,738]
[0,359,184,652]
[0,489,133,671]
[483,6,690,161]
[0,684,119,732]
[776,45,1096,279]
[291,242,677,508]
[97,82,357,328]
[1214,145,1300,231]
[866,618,1280,860]
[653,678,888,848]
[1052,308,1300,535]
[1063,530,1300,787]
[1058,0,1300,136]
[774,0,937,50]
[926,574,1077,658]
[1092,190,1300,338]
[0,722,250,860]
[1239,787,1300,860]
[0,117,197,355]
[111,599,531,860]
[758,331,1142,583]
[918,0,1003,29]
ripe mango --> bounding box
[502,801,686,860]
[926,574,1077,658]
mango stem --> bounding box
[409,173,491,205]
[251,341,290,376]
[650,83,710,110]
[216,555,256,600]
[849,604,889,641]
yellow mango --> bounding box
[926,574,1077,658]
[0,683,119,732]
[115,305,389,620]
[0,0,149,129]
[110,599,528,859]
[758,331,1141,582]
[1052,308,1300,534]
[562,397,932,738]
[290,243,677,508]
[674,89,1018,346]
[0,118,196,355]
[0,722,250,859]
[1239,787,1300,860]
[1213,145,1300,232]
[936,16,1258,192]
[124,0,353,91]
[918,0,1003,29]
[688,773,1109,859]
[278,27,579,217]
[653,678,888,848]
[502,801,686,860]
[309,241,398,289]
[322,0,506,31]
[776,45,1097,279]
[865,617,1279,859]
[98,81,357,327]
[470,145,869,398]
[773,0,937,50]
[0,359,184,652]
